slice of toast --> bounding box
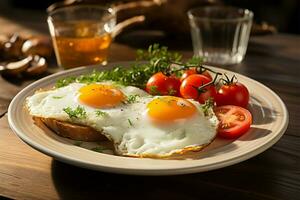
[33,117,107,142]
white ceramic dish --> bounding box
[8,62,288,175]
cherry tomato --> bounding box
[146,72,181,96]
[180,68,212,82]
[214,105,252,139]
[217,82,249,108]
[180,74,217,104]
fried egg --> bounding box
[26,82,218,157]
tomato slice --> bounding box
[214,105,252,139]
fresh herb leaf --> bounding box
[56,77,77,88]
[186,56,203,66]
[63,106,87,119]
[149,85,160,95]
[55,44,203,89]
[52,96,63,99]
[168,88,177,95]
[126,94,140,104]
[201,98,215,116]
[128,119,133,126]
[95,110,108,117]
[136,43,182,63]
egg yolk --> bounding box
[78,84,125,108]
[147,96,197,122]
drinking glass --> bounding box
[188,6,253,65]
[47,5,116,69]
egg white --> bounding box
[26,82,218,157]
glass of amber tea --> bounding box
[47,5,116,69]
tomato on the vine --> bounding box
[217,82,249,108]
[214,105,252,139]
[180,68,212,82]
[146,72,181,96]
[180,74,217,104]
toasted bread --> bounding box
[33,116,107,142]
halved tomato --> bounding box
[214,105,252,139]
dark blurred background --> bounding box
[224,0,300,34]
[1,0,299,35]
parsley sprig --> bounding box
[95,110,108,117]
[126,94,140,104]
[52,96,63,99]
[201,99,215,116]
[55,44,203,89]
[127,119,133,126]
[63,106,87,119]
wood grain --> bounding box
[0,115,58,200]
[48,133,300,200]
[1,113,299,200]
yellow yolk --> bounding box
[78,84,125,108]
[147,96,197,122]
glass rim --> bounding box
[187,6,253,22]
[47,4,115,18]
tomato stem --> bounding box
[169,61,220,75]
[152,59,222,78]
[221,73,238,85]
[153,58,172,76]
[189,72,222,100]
[194,72,222,97]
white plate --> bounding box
[8,62,288,175]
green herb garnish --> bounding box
[95,110,108,117]
[128,119,133,126]
[136,43,182,63]
[63,106,87,119]
[201,99,215,116]
[56,77,77,88]
[186,56,204,65]
[126,94,140,104]
[55,44,203,89]
[149,85,160,95]
[52,96,63,99]
[167,88,177,95]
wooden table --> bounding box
[1,11,300,198]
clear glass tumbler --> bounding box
[188,6,253,65]
[48,5,116,69]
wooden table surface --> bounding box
[1,9,300,199]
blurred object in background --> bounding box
[223,0,300,34]
[0,34,51,77]
[47,0,221,37]
[11,0,61,9]
[45,0,279,40]
[188,6,253,65]
[47,5,116,69]
[4,0,300,36]
[47,3,148,69]
[251,22,277,35]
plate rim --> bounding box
[8,62,289,175]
